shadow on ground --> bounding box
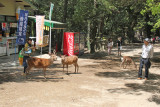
[95,70,160,105]
[125,80,160,104]
[95,70,138,80]
[79,51,108,59]
[0,68,66,84]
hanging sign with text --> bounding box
[36,15,45,46]
[16,10,28,45]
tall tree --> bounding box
[141,0,160,35]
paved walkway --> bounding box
[0,54,22,70]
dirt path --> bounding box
[0,44,160,107]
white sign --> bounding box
[36,15,45,46]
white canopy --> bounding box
[28,16,64,24]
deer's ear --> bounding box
[53,50,56,54]
[48,52,51,56]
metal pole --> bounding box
[41,45,42,54]
[49,25,51,53]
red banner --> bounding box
[63,32,74,56]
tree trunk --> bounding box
[90,21,98,53]
[63,0,68,23]
[57,0,68,52]
[57,30,63,52]
[145,13,152,38]
[87,20,91,51]
[127,26,135,43]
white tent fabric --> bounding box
[28,16,64,24]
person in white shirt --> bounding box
[107,38,113,55]
[138,38,154,80]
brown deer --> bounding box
[120,56,137,69]
[25,53,57,79]
[61,55,79,74]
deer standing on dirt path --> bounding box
[25,53,57,79]
[61,55,79,74]
[120,56,137,69]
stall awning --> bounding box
[28,16,65,28]
[16,0,37,10]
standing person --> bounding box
[107,38,113,55]
[117,37,122,56]
[138,38,154,80]
[23,38,35,74]
[152,36,156,44]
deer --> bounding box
[120,56,137,69]
[25,52,57,79]
[61,55,79,74]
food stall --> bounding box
[0,0,36,56]
[0,16,18,56]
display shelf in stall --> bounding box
[0,37,7,56]
[6,37,18,56]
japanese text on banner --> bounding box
[36,16,45,46]
[16,10,28,45]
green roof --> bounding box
[28,17,54,27]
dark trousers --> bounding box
[138,58,151,78]
[23,56,30,73]
[18,45,24,53]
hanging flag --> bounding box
[36,15,45,46]
[49,3,54,20]
[16,10,28,45]
[63,32,74,56]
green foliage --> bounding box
[29,0,160,51]
[141,0,160,32]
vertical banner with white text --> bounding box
[36,16,45,46]
[63,32,74,56]
[16,10,28,45]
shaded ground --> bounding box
[0,44,160,107]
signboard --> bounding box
[63,32,74,56]
[43,35,49,47]
[16,10,29,45]
[36,15,45,46]
[0,15,5,22]
[6,16,16,22]
[10,23,17,28]
[2,23,7,31]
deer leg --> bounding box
[73,63,76,73]
[25,66,30,78]
[125,62,129,69]
[131,60,137,69]
[76,63,79,73]
[75,64,76,73]
[67,64,68,75]
[128,62,131,66]
[43,68,46,79]
[63,64,64,72]
[26,67,31,74]
[120,59,125,68]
